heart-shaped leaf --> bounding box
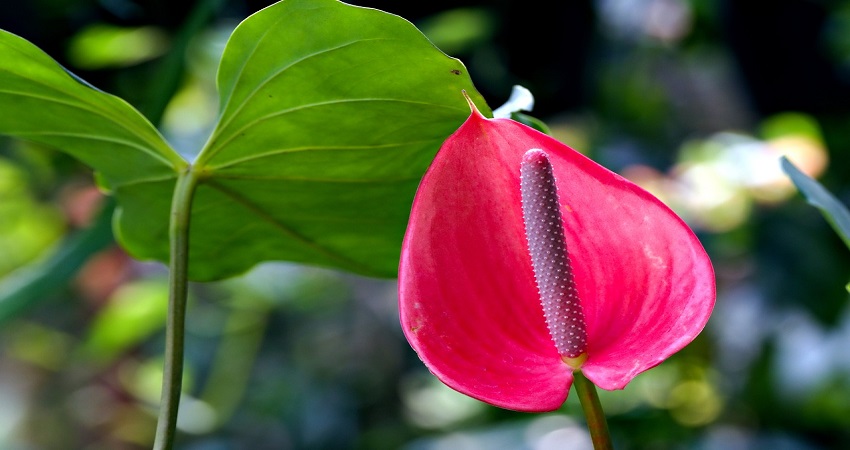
[180,0,489,279]
[1,0,489,281]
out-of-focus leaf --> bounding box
[0,157,65,275]
[761,112,823,143]
[781,156,850,250]
[141,0,226,125]
[416,7,496,55]
[510,112,551,135]
[80,279,169,363]
[67,24,170,69]
[199,307,268,427]
[0,200,115,326]
[6,322,74,369]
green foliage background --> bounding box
[1,0,850,449]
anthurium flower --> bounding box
[398,102,715,412]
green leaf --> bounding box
[781,156,850,250]
[178,0,489,280]
[1,0,489,281]
[0,29,185,266]
[0,31,185,179]
[67,24,170,69]
[511,112,551,135]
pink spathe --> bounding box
[398,105,715,412]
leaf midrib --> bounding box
[204,179,382,275]
[197,97,460,169]
[0,67,183,170]
[200,37,393,166]
[204,139,441,171]
[9,130,179,170]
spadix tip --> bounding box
[522,148,548,164]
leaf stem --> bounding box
[153,167,199,450]
[573,371,614,450]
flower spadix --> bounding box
[398,104,715,412]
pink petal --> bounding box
[398,108,715,411]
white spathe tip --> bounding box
[493,85,535,119]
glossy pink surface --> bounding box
[398,108,715,412]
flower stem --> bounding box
[573,371,614,450]
[152,167,199,450]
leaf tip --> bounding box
[779,155,795,175]
[462,90,485,118]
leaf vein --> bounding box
[202,37,392,163]
[207,173,420,184]
[206,139,441,170]
[0,76,176,166]
[205,180,377,273]
[11,131,178,168]
[203,98,456,165]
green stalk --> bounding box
[573,371,614,450]
[152,167,199,450]
[147,1,223,446]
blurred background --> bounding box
[1,0,850,448]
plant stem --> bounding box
[153,168,199,450]
[147,2,223,446]
[573,371,614,450]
